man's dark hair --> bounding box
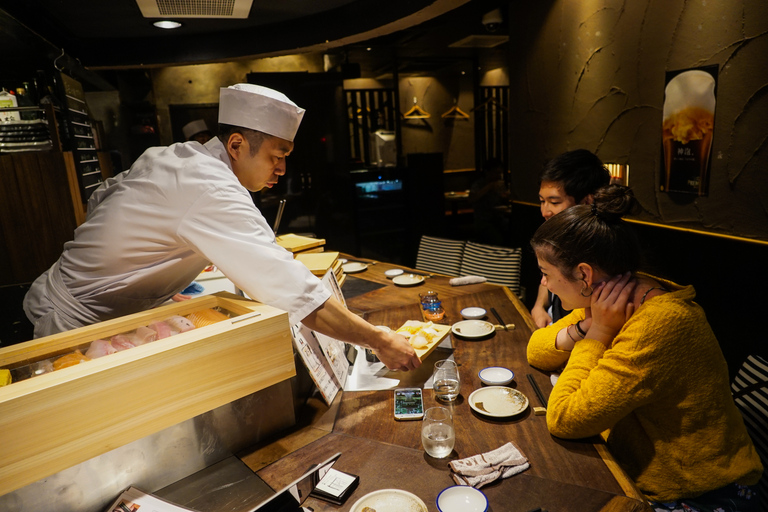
[539,149,611,204]
[218,124,270,156]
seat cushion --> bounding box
[459,242,522,296]
[731,354,768,511]
[415,236,466,276]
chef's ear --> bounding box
[225,132,245,160]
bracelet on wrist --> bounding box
[574,321,587,338]
[565,325,578,344]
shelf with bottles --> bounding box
[0,104,54,153]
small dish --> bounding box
[451,320,495,339]
[437,485,488,512]
[393,274,425,287]
[350,489,428,512]
[468,386,529,418]
[342,262,368,274]
[384,268,405,278]
[478,366,515,386]
[460,307,487,320]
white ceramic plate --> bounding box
[468,386,529,418]
[451,320,495,339]
[384,268,405,278]
[437,485,488,512]
[478,366,515,386]
[350,489,428,512]
[342,262,368,273]
[392,274,425,287]
[460,307,487,320]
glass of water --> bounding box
[421,406,455,458]
[433,359,460,402]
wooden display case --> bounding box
[0,292,294,497]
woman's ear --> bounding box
[581,193,595,205]
[576,262,596,286]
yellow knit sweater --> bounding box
[527,277,762,502]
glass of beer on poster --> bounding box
[661,67,717,196]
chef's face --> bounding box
[229,133,293,192]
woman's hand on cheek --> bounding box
[587,272,636,346]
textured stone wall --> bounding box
[508,0,768,241]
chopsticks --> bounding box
[490,307,508,330]
[526,374,548,408]
[273,199,286,234]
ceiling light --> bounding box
[153,20,182,29]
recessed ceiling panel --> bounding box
[136,0,253,18]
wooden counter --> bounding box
[245,258,651,512]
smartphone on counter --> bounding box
[394,387,424,420]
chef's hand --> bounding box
[172,293,192,302]
[587,272,636,347]
[375,332,421,371]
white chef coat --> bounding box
[24,137,330,337]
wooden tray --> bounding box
[395,320,451,361]
[275,233,326,253]
[0,292,293,497]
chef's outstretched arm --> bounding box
[301,296,421,371]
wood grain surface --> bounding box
[251,256,650,511]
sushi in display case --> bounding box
[0,292,295,498]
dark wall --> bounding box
[507,0,768,242]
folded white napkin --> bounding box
[448,442,530,488]
[449,276,487,286]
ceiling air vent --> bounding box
[449,35,509,49]
[136,0,254,18]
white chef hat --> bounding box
[218,84,305,142]
[182,119,209,140]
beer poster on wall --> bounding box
[660,65,718,196]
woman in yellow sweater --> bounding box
[527,185,762,511]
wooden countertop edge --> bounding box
[502,286,538,332]
[593,440,651,509]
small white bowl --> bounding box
[478,366,515,386]
[460,307,487,320]
[437,485,488,512]
[384,268,404,278]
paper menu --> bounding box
[291,324,340,404]
[105,487,194,512]
[289,267,351,405]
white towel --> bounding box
[449,276,487,286]
[448,442,530,488]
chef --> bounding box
[182,118,213,144]
[23,83,420,371]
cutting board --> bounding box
[295,251,340,276]
[276,233,326,253]
[394,320,451,361]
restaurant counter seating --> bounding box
[415,235,466,276]
[415,235,523,298]
[731,354,768,512]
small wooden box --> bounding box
[0,292,294,497]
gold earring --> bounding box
[580,283,593,297]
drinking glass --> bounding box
[433,359,460,402]
[421,406,455,458]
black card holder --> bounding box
[309,468,360,506]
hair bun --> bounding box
[593,184,637,220]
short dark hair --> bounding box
[531,184,642,279]
[218,124,270,156]
[539,149,611,204]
